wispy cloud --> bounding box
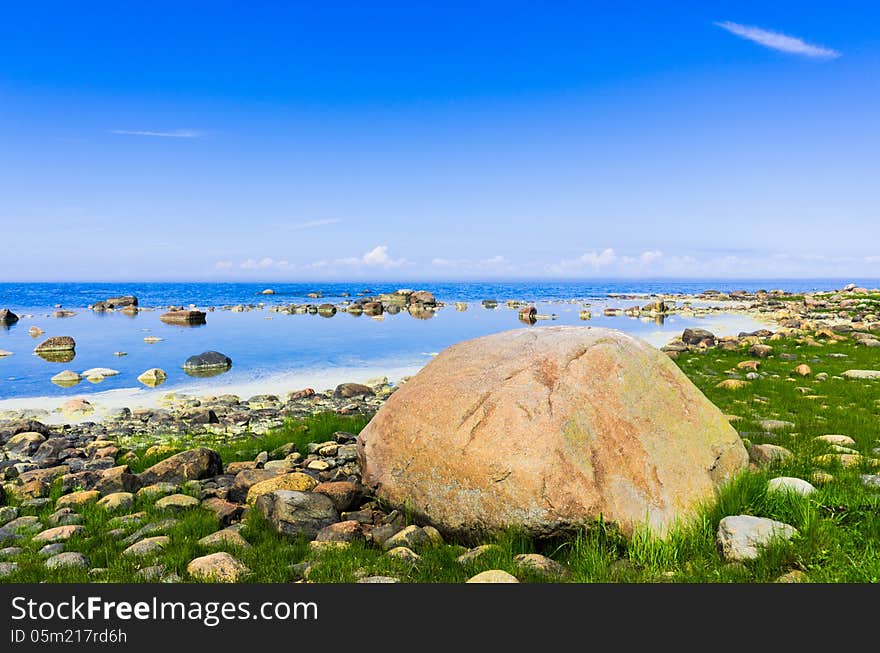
[715,21,840,58]
[287,219,341,230]
[110,129,202,138]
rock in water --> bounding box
[34,336,76,353]
[137,368,167,387]
[182,351,232,377]
[50,370,82,387]
[0,309,19,326]
[358,326,748,539]
[160,310,206,325]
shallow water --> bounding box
[1,295,775,404]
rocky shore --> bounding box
[0,282,879,582]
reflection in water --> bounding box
[408,306,435,320]
[36,350,76,363]
[183,366,232,379]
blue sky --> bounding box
[1,1,878,281]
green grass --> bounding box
[3,332,880,583]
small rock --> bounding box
[456,544,502,565]
[767,477,816,496]
[387,546,421,563]
[96,492,134,511]
[187,552,249,582]
[312,481,360,512]
[245,472,317,503]
[33,525,86,544]
[137,368,167,387]
[155,494,200,511]
[841,370,880,380]
[815,434,856,446]
[466,570,519,583]
[198,529,250,549]
[50,370,82,387]
[513,553,570,577]
[0,562,19,577]
[315,520,363,543]
[748,444,793,467]
[55,490,100,510]
[137,448,222,486]
[717,515,798,561]
[122,535,170,557]
[749,344,773,358]
[758,419,795,431]
[254,490,339,540]
[775,569,808,583]
[45,552,89,570]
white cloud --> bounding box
[548,249,672,275]
[214,260,233,270]
[639,250,663,265]
[111,129,202,138]
[551,248,618,274]
[362,245,406,268]
[239,257,291,270]
[715,21,840,58]
[304,245,407,272]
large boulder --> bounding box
[137,448,223,486]
[358,326,747,540]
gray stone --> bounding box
[137,448,222,486]
[0,562,18,577]
[842,370,880,380]
[717,515,798,561]
[122,535,170,557]
[45,551,90,570]
[254,490,339,539]
[39,543,66,556]
[456,544,502,565]
[767,477,816,496]
[0,506,19,526]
